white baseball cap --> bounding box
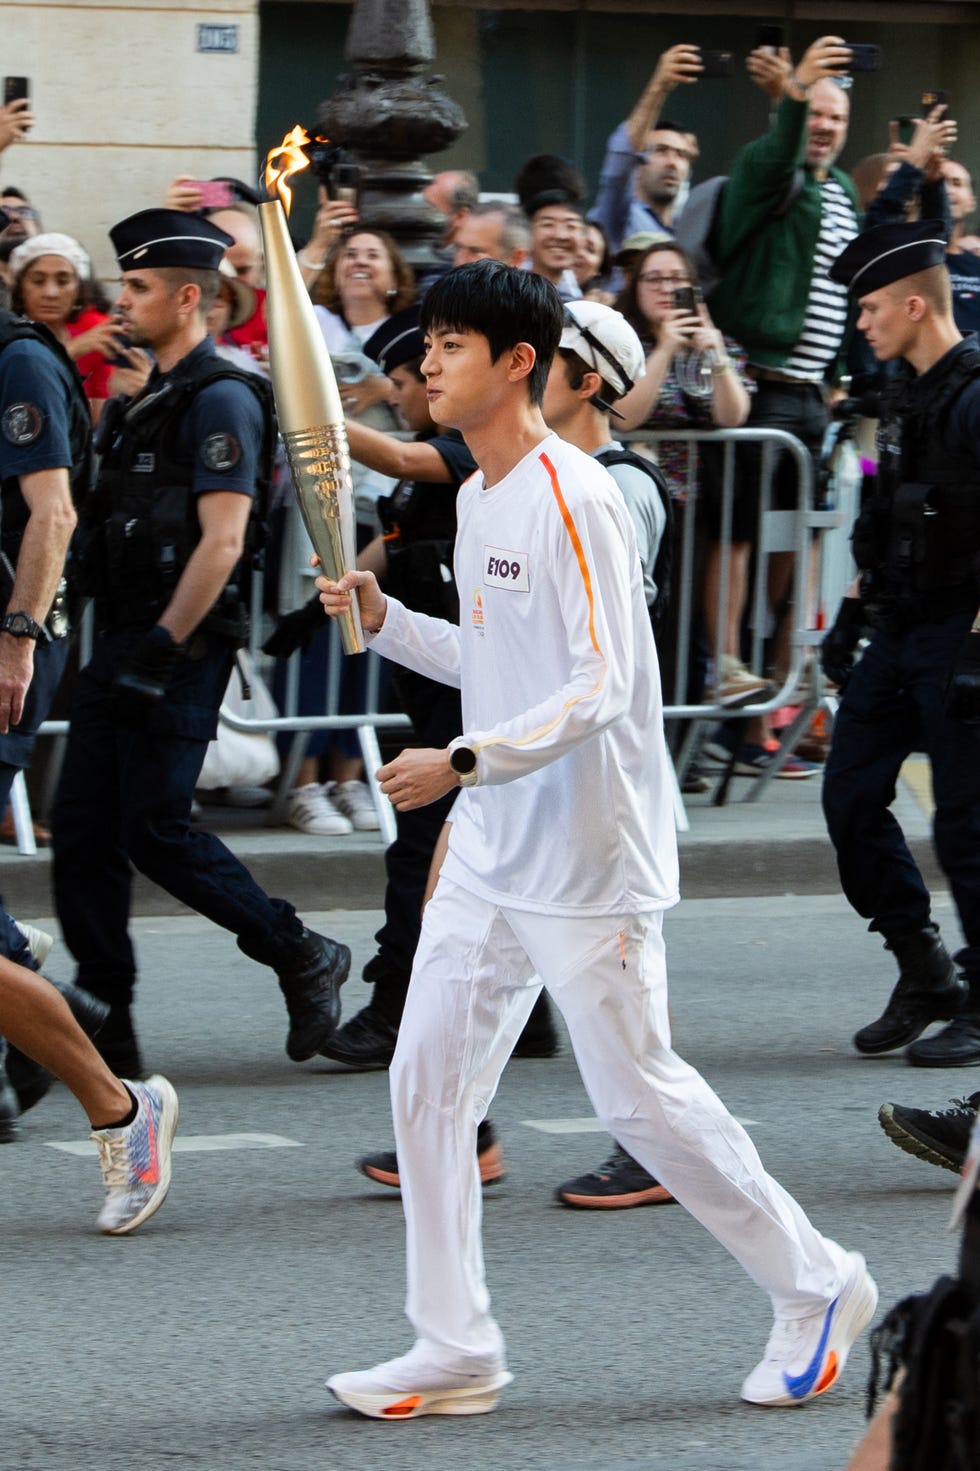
[559,300,646,404]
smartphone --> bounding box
[755,25,783,52]
[673,285,703,313]
[193,179,234,210]
[894,114,916,145]
[846,44,882,73]
[3,77,29,106]
[699,49,734,79]
[921,88,951,114]
[330,162,361,208]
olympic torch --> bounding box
[260,127,364,654]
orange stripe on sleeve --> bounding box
[539,452,601,655]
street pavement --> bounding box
[3,863,968,1469]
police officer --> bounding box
[822,220,980,1066]
[50,209,350,1078]
[0,211,108,1136]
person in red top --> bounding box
[8,232,133,423]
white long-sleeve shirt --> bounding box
[369,432,679,917]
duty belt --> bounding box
[864,583,977,633]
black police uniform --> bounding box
[822,337,980,1063]
[0,311,90,966]
[50,208,350,1077]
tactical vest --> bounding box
[595,444,674,637]
[854,340,980,617]
[79,350,274,642]
[0,310,93,554]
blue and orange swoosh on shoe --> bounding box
[783,1298,837,1399]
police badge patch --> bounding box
[201,432,241,472]
[1,402,43,446]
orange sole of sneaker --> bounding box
[559,1185,676,1209]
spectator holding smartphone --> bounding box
[589,44,702,253]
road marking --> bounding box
[46,1132,303,1157]
[523,1115,759,1134]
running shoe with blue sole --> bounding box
[741,1251,878,1407]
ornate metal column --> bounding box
[315,0,467,272]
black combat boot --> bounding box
[907,970,980,1066]
[0,1040,20,1142]
[853,927,967,1055]
[273,928,351,1062]
[320,959,407,1070]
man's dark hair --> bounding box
[420,259,563,406]
[156,265,221,314]
[0,186,29,202]
[514,153,586,221]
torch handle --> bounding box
[282,424,365,656]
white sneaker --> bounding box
[741,1251,878,1407]
[286,783,353,836]
[327,779,380,831]
[16,921,54,969]
[327,1345,513,1420]
[712,654,777,710]
[93,1075,179,1236]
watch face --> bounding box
[3,612,40,637]
[451,746,477,774]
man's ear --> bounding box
[579,369,604,402]
[508,341,537,383]
[905,293,927,323]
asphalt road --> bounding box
[3,894,967,1471]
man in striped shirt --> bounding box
[704,37,860,717]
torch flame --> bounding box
[264,125,315,214]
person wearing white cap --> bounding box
[0,245,105,1135]
[8,232,131,423]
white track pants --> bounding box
[389,879,848,1373]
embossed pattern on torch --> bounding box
[258,198,364,654]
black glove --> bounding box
[261,595,324,659]
[113,625,181,725]
[944,629,980,724]
[820,599,865,690]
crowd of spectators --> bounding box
[0,32,974,827]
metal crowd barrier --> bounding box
[620,423,859,801]
[15,422,860,854]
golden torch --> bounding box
[260,127,364,654]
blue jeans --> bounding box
[822,610,980,982]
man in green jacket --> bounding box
[704,36,860,723]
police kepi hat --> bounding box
[829,219,948,296]
[109,208,233,271]
[363,306,424,375]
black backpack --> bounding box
[867,1186,980,1470]
[594,444,673,640]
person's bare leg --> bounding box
[703,540,752,658]
[326,751,365,785]
[0,959,131,1125]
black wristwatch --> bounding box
[0,611,43,640]
[448,741,479,787]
